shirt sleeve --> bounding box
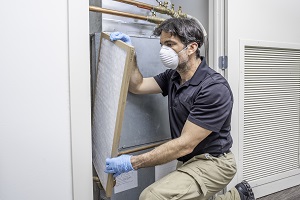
[153,69,174,97]
[188,82,233,132]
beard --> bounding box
[176,57,190,73]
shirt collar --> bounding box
[171,57,208,86]
[190,57,208,86]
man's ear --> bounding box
[188,42,199,55]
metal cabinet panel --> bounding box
[119,36,171,151]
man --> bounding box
[105,18,255,200]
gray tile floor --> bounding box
[257,185,300,200]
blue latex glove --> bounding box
[110,32,132,45]
[105,155,134,177]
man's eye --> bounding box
[166,43,173,47]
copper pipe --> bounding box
[93,176,100,182]
[115,0,153,10]
[146,15,165,24]
[115,0,169,15]
[90,6,147,21]
[89,6,165,24]
[115,0,187,18]
[118,140,170,155]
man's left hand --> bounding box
[104,154,134,177]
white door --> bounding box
[225,0,300,198]
[0,1,92,200]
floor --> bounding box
[257,185,300,200]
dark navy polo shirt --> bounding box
[154,57,233,162]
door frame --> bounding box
[68,0,93,199]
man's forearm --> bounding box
[130,137,192,170]
[129,54,143,94]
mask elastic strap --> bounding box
[178,45,189,54]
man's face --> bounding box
[160,31,190,69]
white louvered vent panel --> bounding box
[243,46,300,182]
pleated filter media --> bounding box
[92,32,134,197]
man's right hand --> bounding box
[110,32,132,45]
[104,154,134,177]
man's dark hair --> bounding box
[153,18,204,58]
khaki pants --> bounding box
[140,152,240,200]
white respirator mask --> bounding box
[159,45,188,70]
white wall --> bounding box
[0,1,92,200]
